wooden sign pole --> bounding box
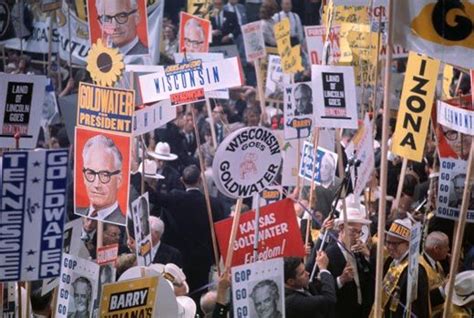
[254,58,268,125]
[204,97,218,148]
[393,157,408,211]
[306,127,320,263]
[335,128,350,249]
[225,198,244,269]
[442,138,474,318]
[192,109,221,275]
[373,0,394,316]
[252,193,261,262]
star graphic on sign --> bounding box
[27,249,36,256]
[32,177,40,183]
[26,265,34,272]
[33,161,40,167]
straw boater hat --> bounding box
[385,218,412,241]
[148,142,178,161]
[138,159,165,180]
[449,270,474,307]
[335,194,372,226]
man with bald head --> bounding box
[420,231,450,317]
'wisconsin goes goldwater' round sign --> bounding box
[213,127,282,198]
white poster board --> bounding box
[130,193,153,266]
[284,82,313,140]
[242,21,266,62]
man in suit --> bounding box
[179,112,199,168]
[325,202,374,317]
[95,0,148,55]
[224,0,248,62]
[149,216,183,267]
[284,255,336,318]
[371,218,430,317]
[76,134,126,225]
[272,0,304,46]
[150,165,225,306]
[211,0,240,46]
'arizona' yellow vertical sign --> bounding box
[391,51,440,162]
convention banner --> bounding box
[0,73,47,148]
[242,21,266,62]
[55,253,99,318]
[304,25,341,65]
[437,158,474,223]
[139,57,243,104]
[311,65,358,129]
[231,258,286,318]
[0,149,69,282]
[391,52,440,162]
[132,99,176,136]
[437,100,474,136]
[179,11,210,53]
[77,83,134,134]
[212,127,281,199]
[130,193,153,266]
[299,142,338,186]
[393,0,474,69]
[99,276,158,317]
[283,82,313,140]
[215,199,305,266]
[74,127,131,226]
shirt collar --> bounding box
[424,252,437,268]
[88,201,119,220]
[186,187,201,192]
[392,251,409,266]
[152,241,161,259]
[117,36,139,55]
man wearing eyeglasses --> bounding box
[183,17,207,53]
[77,134,126,225]
[95,0,148,56]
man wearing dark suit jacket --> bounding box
[150,165,225,302]
[211,0,240,46]
[149,216,183,267]
[284,255,336,318]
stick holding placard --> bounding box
[393,158,408,211]
[442,138,474,318]
[225,198,244,269]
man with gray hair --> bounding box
[420,231,450,316]
[149,216,183,267]
[183,17,207,53]
[95,0,148,55]
[250,279,283,318]
[77,134,125,225]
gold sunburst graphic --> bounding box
[86,39,124,87]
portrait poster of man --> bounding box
[284,82,313,140]
[87,0,149,56]
[130,193,153,266]
[56,253,99,318]
[437,158,474,223]
[74,126,131,226]
[179,11,210,53]
[232,258,285,318]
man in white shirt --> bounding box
[272,0,304,46]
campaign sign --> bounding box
[212,127,281,199]
[0,73,46,148]
[437,100,474,136]
[407,222,422,305]
[265,55,291,101]
[96,244,119,266]
[299,142,338,187]
[304,25,341,65]
[56,253,99,318]
[252,186,283,209]
[0,149,69,282]
[284,82,313,140]
[215,199,305,266]
[100,277,158,318]
[312,65,358,129]
[437,158,474,222]
[77,83,135,134]
[130,193,153,266]
[138,57,243,104]
[133,99,177,136]
[231,258,285,318]
[242,21,266,62]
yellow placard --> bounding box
[100,276,158,317]
[187,0,212,19]
[323,5,369,28]
[274,18,303,74]
[391,52,441,162]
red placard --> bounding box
[97,243,119,265]
[214,198,305,267]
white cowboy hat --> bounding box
[335,194,372,226]
[138,159,165,180]
[176,296,197,318]
[450,270,474,307]
[385,218,412,241]
[117,266,160,281]
[148,142,178,161]
[164,263,190,295]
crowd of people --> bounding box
[1,0,474,317]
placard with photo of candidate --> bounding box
[179,11,210,53]
[74,127,131,226]
[87,0,149,56]
[284,82,313,140]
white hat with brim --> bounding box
[177,296,197,318]
[335,194,372,226]
[385,218,412,242]
[138,159,165,180]
[164,263,190,295]
[118,266,160,281]
[450,270,474,307]
[148,142,178,161]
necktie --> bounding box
[217,12,221,28]
[89,209,98,218]
[233,5,242,25]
